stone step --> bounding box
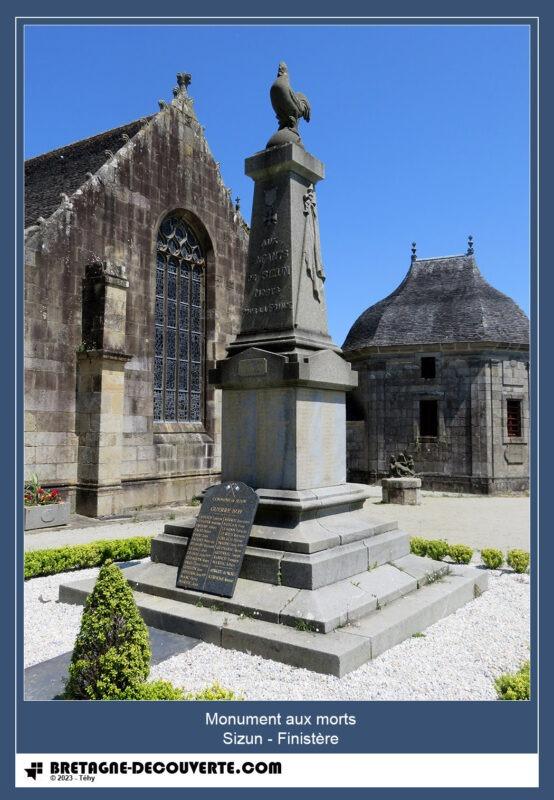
[152,528,411,590]
[77,555,442,633]
[163,513,398,555]
[342,565,488,659]
[57,562,487,675]
[58,554,446,635]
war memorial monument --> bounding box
[59,64,488,677]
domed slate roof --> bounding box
[342,254,529,353]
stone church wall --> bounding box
[25,104,248,514]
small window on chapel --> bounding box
[507,399,522,438]
[420,399,439,438]
[421,357,436,379]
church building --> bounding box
[343,243,530,493]
[24,75,248,516]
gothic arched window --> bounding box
[154,214,205,422]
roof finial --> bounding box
[411,242,417,262]
[176,72,192,94]
[467,234,474,255]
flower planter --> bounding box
[24,502,69,531]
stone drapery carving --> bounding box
[301,184,325,301]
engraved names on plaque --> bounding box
[175,481,259,597]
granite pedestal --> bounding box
[382,477,422,505]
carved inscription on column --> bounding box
[243,234,292,321]
[176,482,259,597]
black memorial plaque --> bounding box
[175,481,259,597]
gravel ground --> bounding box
[363,488,530,552]
[25,564,530,700]
[24,520,168,552]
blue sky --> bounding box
[24,24,530,344]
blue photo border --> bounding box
[2,2,550,797]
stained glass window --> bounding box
[154,215,205,422]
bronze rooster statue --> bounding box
[267,62,311,148]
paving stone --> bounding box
[279,579,377,633]
[221,616,371,677]
[281,540,370,589]
[391,553,449,586]
[344,572,478,658]
[364,529,411,566]
[355,563,417,608]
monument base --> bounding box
[382,477,422,505]
[58,505,487,676]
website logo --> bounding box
[24,761,43,780]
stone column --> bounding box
[210,141,370,550]
[76,261,131,517]
[228,143,335,355]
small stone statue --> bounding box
[267,62,311,148]
[389,451,416,478]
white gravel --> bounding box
[25,564,530,700]
[24,566,101,667]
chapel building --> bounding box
[342,244,530,493]
[24,75,249,516]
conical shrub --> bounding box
[63,561,151,700]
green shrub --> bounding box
[117,681,240,701]
[448,543,474,565]
[481,548,504,570]
[425,539,450,561]
[63,562,151,700]
[120,680,185,700]
[410,537,429,557]
[184,682,240,701]
[24,537,152,580]
[495,661,530,701]
[506,549,530,574]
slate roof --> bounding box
[343,254,529,352]
[24,116,153,228]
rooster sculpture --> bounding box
[267,62,311,148]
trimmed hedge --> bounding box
[495,661,530,701]
[24,537,152,579]
[481,548,504,570]
[507,549,530,574]
[120,680,185,700]
[409,537,530,572]
[117,681,241,701]
[426,539,451,561]
[183,682,241,701]
[448,544,474,565]
[63,561,151,700]
[410,537,429,557]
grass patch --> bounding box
[293,618,317,633]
